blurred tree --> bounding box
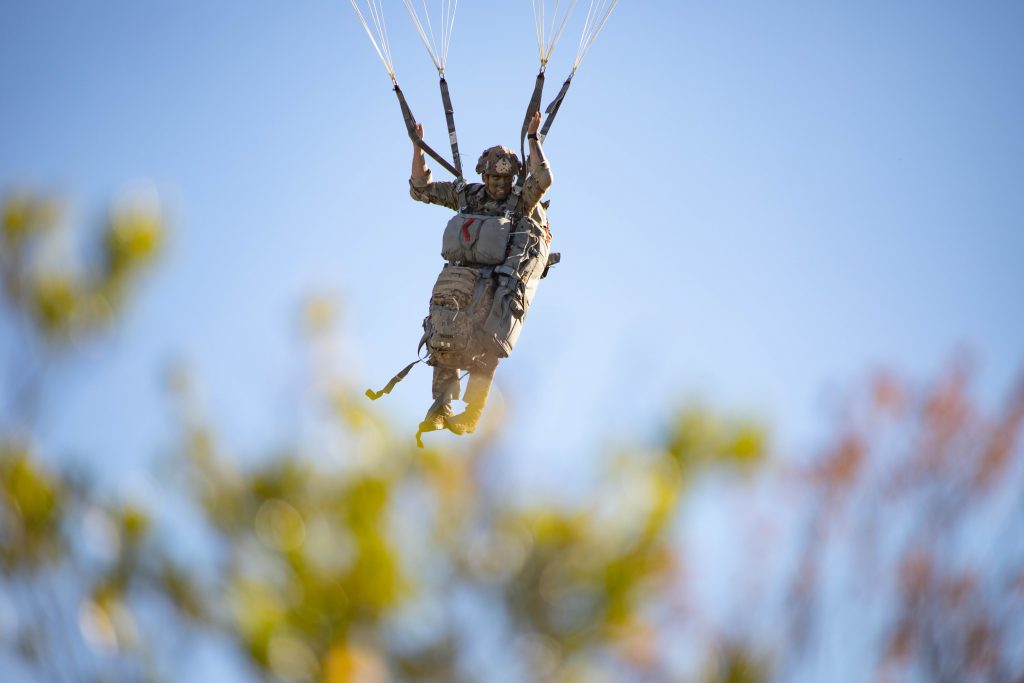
[1,189,164,428]
[157,297,768,683]
[2,190,1021,683]
[1,187,768,683]
[703,365,1024,683]
[1,188,180,683]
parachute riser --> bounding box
[500,69,546,222]
[538,70,575,143]
[438,76,468,209]
[437,78,460,171]
[393,83,461,179]
[518,70,547,190]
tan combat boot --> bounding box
[419,403,454,433]
[444,405,482,435]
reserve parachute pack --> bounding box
[441,213,511,265]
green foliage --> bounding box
[0,189,165,346]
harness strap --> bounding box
[365,359,421,401]
[394,84,461,178]
[502,185,523,221]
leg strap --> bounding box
[365,359,421,401]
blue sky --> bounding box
[1,0,1022,488]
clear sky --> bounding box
[2,0,1022,487]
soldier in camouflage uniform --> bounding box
[410,111,552,435]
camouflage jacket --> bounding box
[409,160,552,227]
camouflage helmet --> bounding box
[475,146,522,177]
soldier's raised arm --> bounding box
[409,123,460,210]
[521,112,553,215]
[410,123,429,185]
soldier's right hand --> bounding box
[414,123,424,139]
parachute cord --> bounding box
[420,0,441,67]
[439,0,450,68]
[444,0,459,67]
[544,0,578,65]
[374,0,395,70]
[403,0,443,72]
[576,0,597,62]
[349,0,395,79]
[531,0,578,68]
[530,0,544,63]
[574,0,618,71]
[541,0,547,55]
[365,0,393,74]
[402,0,459,74]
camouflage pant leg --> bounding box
[432,366,461,402]
[464,356,498,408]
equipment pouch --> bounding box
[482,218,550,357]
[425,265,482,366]
[430,265,478,310]
[442,213,512,265]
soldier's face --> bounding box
[484,173,514,201]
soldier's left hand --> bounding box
[528,111,542,135]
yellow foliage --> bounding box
[324,643,389,683]
[2,194,31,245]
[2,190,165,344]
[255,498,307,552]
[668,406,768,472]
[31,275,78,335]
[104,206,164,277]
[301,294,337,338]
[119,505,150,544]
[229,577,287,644]
[2,449,60,530]
[2,192,59,247]
[726,421,766,465]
